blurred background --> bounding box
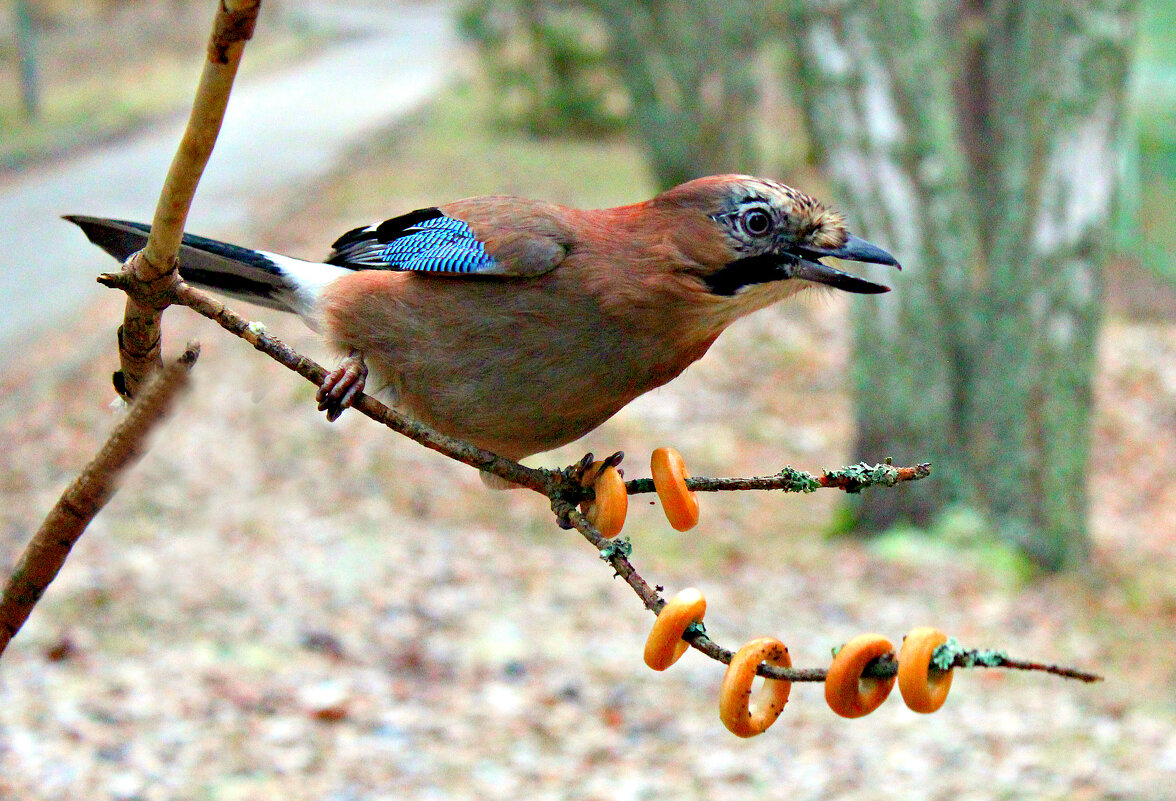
[1,0,1174,798]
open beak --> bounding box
[791,234,901,294]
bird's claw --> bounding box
[572,452,596,484]
[317,349,368,422]
[573,450,625,487]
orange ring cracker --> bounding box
[580,461,628,538]
[719,636,792,737]
[643,587,707,671]
[898,627,954,714]
[651,447,700,531]
[824,633,897,718]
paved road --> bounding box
[0,1,456,352]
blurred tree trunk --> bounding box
[15,0,40,118]
[586,0,764,186]
[784,0,1137,569]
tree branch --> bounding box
[114,0,261,401]
[0,0,261,664]
[624,462,932,496]
[0,345,200,658]
[167,281,556,493]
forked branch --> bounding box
[113,0,261,400]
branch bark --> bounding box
[0,346,200,658]
[0,0,261,662]
[114,0,261,400]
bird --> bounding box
[67,174,899,468]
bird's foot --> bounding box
[557,451,625,530]
[570,452,597,485]
[317,349,368,422]
[572,451,625,487]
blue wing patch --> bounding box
[379,216,498,273]
[326,209,500,274]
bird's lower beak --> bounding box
[793,234,901,294]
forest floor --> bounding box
[2,87,1176,800]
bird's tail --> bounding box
[66,215,350,317]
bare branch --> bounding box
[170,282,555,493]
[114,0,261,400]
[0,345,200,659]
[553,495,1100,685]
[624,462,932,496]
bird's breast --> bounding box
[317,266,718,459]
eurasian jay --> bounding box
[68,174,899,465]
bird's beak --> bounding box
[792,234,901,294]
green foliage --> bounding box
[866,506,1037,587]
[458,1,627,137]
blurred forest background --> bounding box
[456,0,1151,571]
[2,0,1175,799]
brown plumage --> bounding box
[67,174,900,465]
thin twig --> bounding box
[169,282,555,493]
[0,345,200,658]
[992,655,1103,683]
[113,0,262,400]
[624,462,932,496]
[549,498,1101,684]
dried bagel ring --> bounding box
[824,633,897,718]
[643,587,707,671]
[897,627,954,714]
[651,447,699,531]
[719,636,792,737]
[580,461,627,538]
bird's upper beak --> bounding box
[790,234,901,294]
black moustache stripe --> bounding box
[703,254,788,296]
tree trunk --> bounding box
[785,0,1137,569]
[590,0,764,187]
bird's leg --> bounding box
[317,348,368,422]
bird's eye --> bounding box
[740,208,772,237]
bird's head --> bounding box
[654,175,900,307]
